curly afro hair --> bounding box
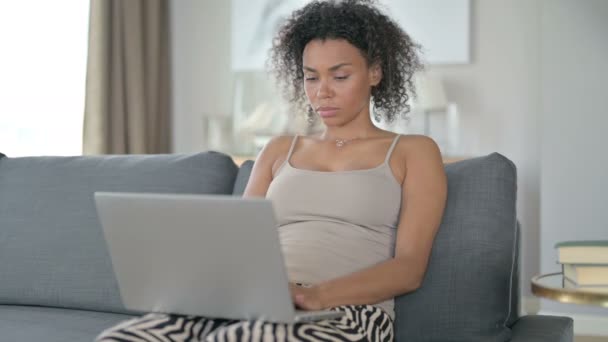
[268,0,423,123]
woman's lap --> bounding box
[95,305,393,342]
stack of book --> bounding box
[556,240,608,292]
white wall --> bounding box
[539,0,608,322]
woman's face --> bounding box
[302,38,381,126]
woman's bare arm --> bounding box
[242,136,292,198]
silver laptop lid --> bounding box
[94,192,297,323]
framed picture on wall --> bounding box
[231,0,471,71]
[385,0,471,64]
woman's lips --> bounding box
[317,107,339,117]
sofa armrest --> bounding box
[509,315,573,342]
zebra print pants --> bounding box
[95,304,393,342]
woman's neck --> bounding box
[321,127,379,141]
[320,115,381,141]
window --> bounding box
[0,1,89,157]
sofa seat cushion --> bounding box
[0,152,237,314]
[0,305,135,342]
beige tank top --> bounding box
[266,134,402,319]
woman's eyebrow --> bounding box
[303,63,352,72]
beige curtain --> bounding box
[83,0,171,154]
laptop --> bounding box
[94,192,344,323]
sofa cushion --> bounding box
[0,305,135,342]
[394,153,517,342]
[0,152,237,314]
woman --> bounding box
[96,0,447,341]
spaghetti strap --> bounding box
[286,135,299,163]
[273,135,299,177]
[384,134,401,164]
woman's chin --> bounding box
[320,116,340,126]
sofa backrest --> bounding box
[0,151,238,314]
[232,160,254,196]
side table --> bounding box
[531,272,608,307]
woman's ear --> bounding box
[370,63,383,87]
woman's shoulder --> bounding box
[396,134,439,148]
[369,132,438,152]
[261,135,296,156]
[255,135,297,173]
[395,134,443,164]
[391,134,441,164]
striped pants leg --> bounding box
[95,304,393,342]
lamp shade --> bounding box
[413,72,448,111]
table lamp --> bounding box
[413,71,448,136]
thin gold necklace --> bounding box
[334,137,362,148]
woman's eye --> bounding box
[305,77,317,81]
[335,75,349,80]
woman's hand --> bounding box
[289,283,324,311]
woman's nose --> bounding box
[316,80,332,98]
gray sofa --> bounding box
[0,151,572,341]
